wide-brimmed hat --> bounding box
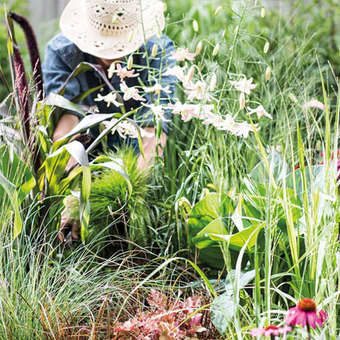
[60,0,165,60]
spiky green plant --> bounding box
[63,148,151,252]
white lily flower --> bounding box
[120,82,146,102]
[230,77,257,95]
[94,92,122,108]
[247,105,272,119]
[102,119,153,139]
[302,99,325,111]
[185,81,212,101]
[168,101,201,122]
[142,103,171,122]
[163,65,187,81]
[143,82,172,95]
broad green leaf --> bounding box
[207,223,264,252]
[56,113,119,142]
[188,192,235,244]
[46,93,85,115]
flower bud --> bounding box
[128,30,134,42]
[163,3,167,11]
[193,20,199,32]
[265,66,271,81]
[112,14,118,24]
[264,42,269,54]
[215,5,222,16]
[261,8,266,18]
[210,73,217,91]
[234,26,239,36]
[151,43,158,57]
[212,42,220,57]
[196,40,203,55]
[127,55,133,70]
[186,65,195,83]
[239,92,245,110]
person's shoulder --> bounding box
[45,33,84,68]
[46,33,76,52]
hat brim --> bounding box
[60,0,165,59]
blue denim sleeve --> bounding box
[135,35,178,134]
[42,41,84,120]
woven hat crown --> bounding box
[87,0,144,35]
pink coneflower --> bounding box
[250,325,292,339]
[285,299,327,330]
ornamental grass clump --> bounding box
[62,148,150,252]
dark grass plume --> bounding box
[9,12,43,101]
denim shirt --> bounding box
[42,33,177,152]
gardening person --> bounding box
[42,0,177,244]
[43,0,177,170]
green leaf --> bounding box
[207,223,264,252]
[46,93,85,116]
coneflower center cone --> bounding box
[298,299,317,312]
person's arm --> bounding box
[137,127,167,169]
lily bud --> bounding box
[127,55,133,70]
[186,65,195,83]
[215,5,222,16]
[265,66,271,81]
[234,26,239,35]
[112,14,118,24]
[261,8,266,18]
[264,42,269,54]
[196,40,203,55]
[239,92,245,110]
[193,20,199,32]
[212,42,220,57]
[128,30,134,42]
[163,3,167,11]
[210,73,217,91]
[151,43,158,57]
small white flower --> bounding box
[233,121,258,138]
[108,62,116,79]
[142,103,171,122]
[302,99,325,111]
[94,92,122,108]
[230,77,257,95]
[120,82,146,102]
[102,118,154,139]
[163,65,187,81]
[143,82,172,95]
[170,48,197,62]
[247,105,272,119]
[185,81,212,101]
[168,101,200,122]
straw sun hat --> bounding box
[60,0,165,60]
